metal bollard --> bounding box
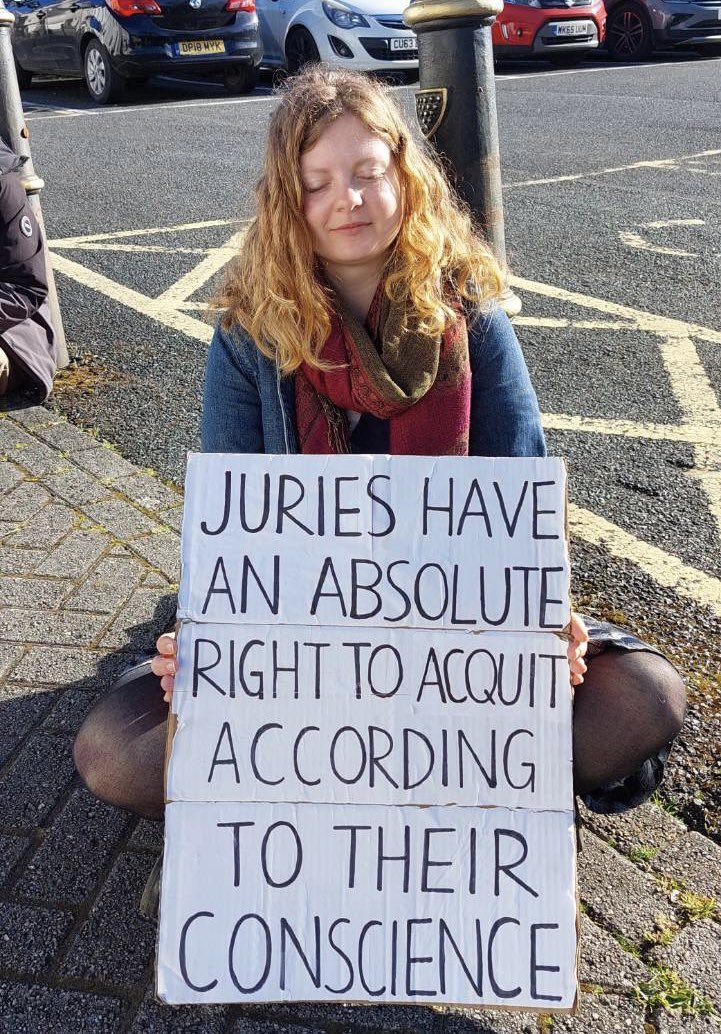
[404,0,522,317]
[0,0,68,367]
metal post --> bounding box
[0,0,68,367]
[404,0,522,316]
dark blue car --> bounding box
[7,0,263,103]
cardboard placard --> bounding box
[158,454,577,1010]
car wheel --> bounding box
[223,64,259,95]
[84,39,126,104]
[14,60,33,89]
[605,2,654,61]
[285,27,320,73]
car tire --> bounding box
[84,39,126,104]
[14,60,33,89]
[605,2,654,61]
[285,27,320,73]
[223,64,259,95]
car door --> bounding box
[44,0,93,73]
[7,0,56,72]
[256,0,291,61]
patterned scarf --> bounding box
[295,282,471,455]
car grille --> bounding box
[359,37,418,58]
[374,15,405,27]
[152,11,235,29]
[538,0,593,7]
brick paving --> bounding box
[1,404,720,1034]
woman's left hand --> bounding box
[568,612,589,686]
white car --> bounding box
[257,0,418,73]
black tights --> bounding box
[73,649,686,822]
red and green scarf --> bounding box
[294,282,471,455]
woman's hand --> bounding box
[568,612,589,687]
[150,631,177,703]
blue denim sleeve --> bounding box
[201,324,265,453]
[468,306,546,457]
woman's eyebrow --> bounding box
[302,157,386,176]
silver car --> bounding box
[605,0,721,59]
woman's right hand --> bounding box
[150,631,177,703]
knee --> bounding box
[73,718,116,806]
[634,654,686,744]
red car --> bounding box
[492,0,606,65]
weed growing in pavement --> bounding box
[613,932,642,958]
[629,845,660,865]
[634,966,716,1017]
[642,915,680,947]
[537,1015,554,1031]
[651,791,682,818]
[678,890,717,923]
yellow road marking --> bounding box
[569,504,721,618]
[542,413,721,446]
[618,232,697,258]
[513,317,634,331]
[510,274,721,345]
[504,148,721,189]
[50,251,212,343]
[48,218,241,248]
[156,229,247,304]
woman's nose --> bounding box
[335,183,363,210]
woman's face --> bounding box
[300,113,403,275]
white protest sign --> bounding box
[158,802,577,1007]
[177,455,570,631]
[166,624,573,811]
[158,454,577,1011]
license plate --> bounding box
[553,21,590,34]
[177,40,226,55]
[390,36,417,51]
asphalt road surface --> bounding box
[21,52,721,840]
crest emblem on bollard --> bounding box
[189,0,202,7]
[415,88,448,139]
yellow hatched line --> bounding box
[542,413,721,447]
[569,505,721,618]
[50,251,212,344]
[510,274,721,346]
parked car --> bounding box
[492,0,606,65]
[604,0,721,60]
[7,0,263,104]
[255,0,417,74]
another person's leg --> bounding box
[73,661,167,821]
[573,646,686,805]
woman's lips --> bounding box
[331,222,371,232]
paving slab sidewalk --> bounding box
[1,405,719,1034]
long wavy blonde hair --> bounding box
[215,67,503,373]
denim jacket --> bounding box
[201,305,546,457]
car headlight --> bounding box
[503,0,542,7]
[322,1,370,28]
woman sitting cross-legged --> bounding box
[73,67,686,831]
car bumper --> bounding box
[285,16,418,70]
[532,19,600,51]
[114,33,262,75]
[647,1,721,44]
